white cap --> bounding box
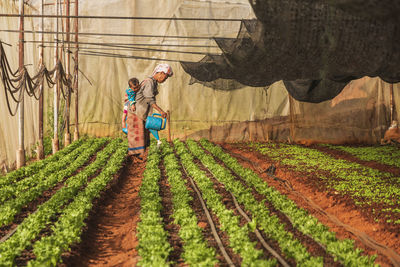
[152,63,173,77]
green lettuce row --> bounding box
[137,141,172,266]
[0,138,122,266]
[174,139,275,267]
[161,140,218,266]
[0,138,107,227]
[323,144,400,169]
[0,138,92,204]
[0,138,86,188]
[27,139,127,266]
[201,139,378,267]
[187,139,321,266]
[252,142,400,221]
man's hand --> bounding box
[130,105,136,112]
[161,111,167,118]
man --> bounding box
[126,63,173,159]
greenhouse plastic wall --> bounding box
[1,0,399,170]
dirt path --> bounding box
[62,156,146,267]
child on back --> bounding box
[122,77,140,133]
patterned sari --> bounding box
[127,112,150,155]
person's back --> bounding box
[134,77,158,120]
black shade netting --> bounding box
[181,1,400,103]
[322,0,400,20]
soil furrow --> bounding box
[61,155,144,267]
[159,159,185,265]
[221,142,398,267]
[200,146,341,266]
[14,144,110,266]
[192,156,290,265]
[313,145,400,177]
[0,141,107,241]
[173,146,239,266]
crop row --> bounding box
[0,138,122,266]
[161,141,218,266]
[0,138,85,188]
[28,139,127,266]
[249,142,400,224]
[0,138,106,227]
[0,138,92,204]
[201,139,377,266]
[187,139,321,265]
[174,139,276,266]
[323,144,400,168]
[136,141,172,266]
[136,139,378,266]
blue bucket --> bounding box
[145,113,167,131]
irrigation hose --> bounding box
[289,189,400,267]
[229,152,295,190]
[181,166,235,267]
[227,150,400,267]
[191,153,291,266]
[1,42,72,115]
[0,225,18,243]
[196,156,291,266]
[206,149,331,259]
[229,192,291,267]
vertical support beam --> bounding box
[73,0,79,141]
[64,0,71,146]
[167,110,171,142]
[16,0,25,168]
[52,0,59,153]
[390,83,394,124]
[249,121,253,142]
[288,94,296,143]
[37,0,45,160]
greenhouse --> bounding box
[0,0,399,266]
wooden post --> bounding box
[249,121,253,142]
[16,0,25,168]
[37,0,45,160]
[390,83,394,123]
[52,0,59,153]
[64,0,71,146]
[288,94,296,143]
[73,0,79,141]
[167,110,171,142]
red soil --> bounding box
[62,156,146,267]
[221,143,400,267]
[62,143,400,267]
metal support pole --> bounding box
[73,0,79,141]
[16,0,25,168]
[52,0,59,153]
[64,0,71,146]
[37,0,45,159]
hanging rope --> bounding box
[0,41,73,116]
